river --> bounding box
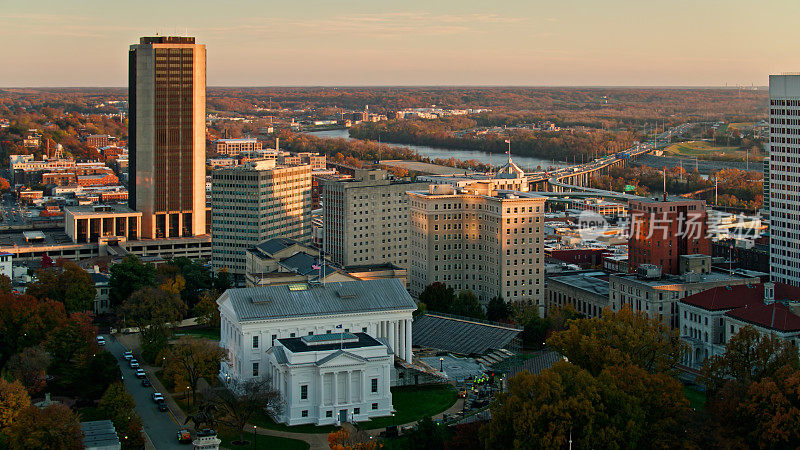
[306,129,569,171]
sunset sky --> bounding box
[1,0,797,87]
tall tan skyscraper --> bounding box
[128,36,206,239]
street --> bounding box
[104,334,186,450]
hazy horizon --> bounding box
[1,0,797,87]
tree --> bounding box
[0,379,30,430]
[547,306,686,376]
[486,296,510,322]
[326,428,380,450]
[168,257,212,307]
[0,294,66,370]
[209,376,281,444]
[451,290,485,320]
[0,275,11,294]
[699,326,800,448]
[99,383,144,450]
[6,346,50,395]
[213,268,231,292]
[109,255,156,307]
[511,301,549,348]
[484,361,690,449]
[193,290,220,329]
[406,416,446,450]
[418,283,456,314]
[44,312,96,365]
[163,337,226,407]
[122,287,186,362]
[26,260,95,313]
[6,404,83,450]
[701,325,799,396]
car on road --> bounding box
[135,369,146,379]
[129,359,139,369]
[158,402,169,412]
[152,392,164,403]
[177,429,191,443]
[96,336,106,346]
[122,351,133,361]
[141,378,151,387]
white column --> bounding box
[388,321,396,355]
[332,371,337,407]
[397,319,405,360]
[405,318,413,363]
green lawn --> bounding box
[218,428,309,450]
[249,410,340,434]
[683,386,706,411]
[359,384,458,430]
[662,140,757,161]
[174,327,221,341]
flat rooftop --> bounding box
[65,204,140,216]
[548,272,610,296]
[611,269,764,287]
[278,332,383,353]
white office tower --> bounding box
[769,74,800,286]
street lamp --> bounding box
[252,425,257,450]
[185,386,190,409]
[439,357,444,373]
[391,411,396,427]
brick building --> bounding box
[627,196,710,275]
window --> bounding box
[252,362,259,377]
[362,327,367,333]
[326,410,333,418]
[371,378,378,393]
[252,336,259,349]
[301,410,308,417]
[271,334,277,346]
[372,403,378,410]
[301,384,308,400]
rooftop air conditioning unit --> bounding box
[637,264,662,279]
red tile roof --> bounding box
[680,284,762,311]
[680,283,800,311]
[726,303,800,332]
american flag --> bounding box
[312,264,321,270]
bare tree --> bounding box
[206,376,283,444]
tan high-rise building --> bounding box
[128,36,206,239]
[408,182,546,305]
[211,160,312,278]
[320,169,428,269]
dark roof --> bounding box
[506,351,564,378]
[279,252,336,276]
[726,303,800,332]
[681,283,800,311]
[220,279,416,322]
[412,313,522,356]
[89,272,110,284]
[278,332,383,353]
[253,238,301,256]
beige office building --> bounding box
[408,182,546,304]
[321,169,427,269]
[129,36,206,239]
[211,160,311,277]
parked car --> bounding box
[157,402,169,412]
[141,378,151,387]
[122,351,133,361]
[152,392,164,403]
[96,336,106,346]
[177,429,191,443]
[129,359,139,369]
[135,369,146,379]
